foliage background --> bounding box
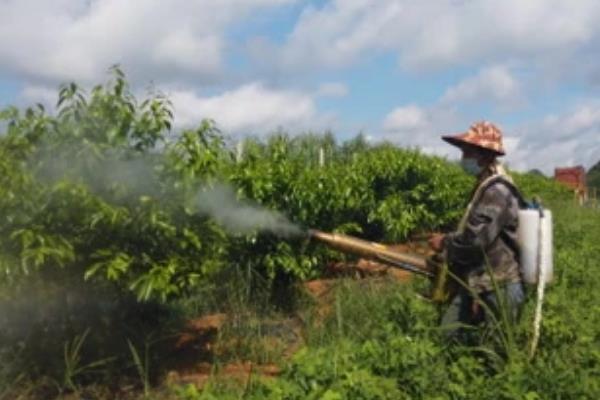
[587,160,600,192]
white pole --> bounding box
[319,147,325,167]
[236,141,244,163]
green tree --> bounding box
[586,160,600,191]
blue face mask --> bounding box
[460,158,483,176]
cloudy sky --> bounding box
[2,0,600,173]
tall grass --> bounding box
[127,338,151,398]
[187,200,600,398]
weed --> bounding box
[127,338,151,398]
[62,328,114,393]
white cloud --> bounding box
[400,1,599,70]
[379,64,524,160]
[379,103,462,157]
[152,30,222,73]
[503,136,520,155]
[281,0,403,69]
[169,82,329,135]
[0,0,294,85]
[555,106,600,136]
[278,0,600,78]
[315,82,349,98]
[507,102,600,173]
[440,66,523,108]
[383,105,427,132]
[380,96,600,174]
[13,81,335,139]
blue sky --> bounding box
[0,78,19,108]
[2,0,600,173]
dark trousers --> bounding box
[440,282,525,341]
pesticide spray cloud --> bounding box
[30,140,302,237]
[195,184,303,237]
[33,144,161,199]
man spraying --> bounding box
[428,121,525,340]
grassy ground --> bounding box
[171,200,600,399]
[2,200,599,399]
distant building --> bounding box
[554,166,587,204]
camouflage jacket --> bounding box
[444,176,522,293]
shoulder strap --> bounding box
[457,174,526,234]
[474,175,528,259]
[478,175,528,209]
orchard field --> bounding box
[1,71,599,399]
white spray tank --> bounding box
[467,175,553,285]
[517,206,553,284]
[518,201,554,360]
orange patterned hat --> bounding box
[442,121,505,156]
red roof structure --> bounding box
[554,166,586,191]
[554,166,587,204]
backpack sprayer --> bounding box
[306,196,553,292]
[307,189,553,357]
[519,201,553,359]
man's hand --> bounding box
[428,233,445,252]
